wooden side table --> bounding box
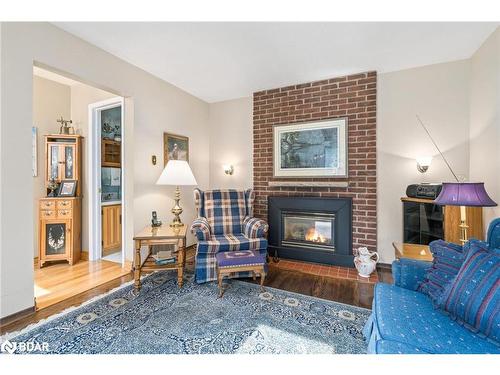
[133,225,187,291]
[392,242,433,262]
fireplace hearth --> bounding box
[268,196,353,267]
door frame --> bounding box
[88,97,126,266]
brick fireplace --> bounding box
[253,71,377,262]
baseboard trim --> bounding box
[35,252,89,265]
[0,305,36,328]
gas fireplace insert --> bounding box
[268,196,353,267]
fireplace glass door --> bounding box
[282,212,335,250]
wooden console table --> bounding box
[392,242,433,262]
[133,225,187,291]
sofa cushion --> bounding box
[438,242,500,342]
[417,240,465,304]
[487,218,500,249]
[375,340,427,354]
[196,234,268,255]
[372,283,500,353]
[392,258,432,291]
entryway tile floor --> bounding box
[269,258,379,283]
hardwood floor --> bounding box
[1,250,391,335]
[34,259,132,310]
[1,273,133,335]
[251,263,391,309]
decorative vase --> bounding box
[353,247,379,278]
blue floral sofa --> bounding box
[364,219,500,354]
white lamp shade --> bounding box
[156,160,198,186]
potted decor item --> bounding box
[354,246,379,277]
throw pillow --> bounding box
[438,242,500,342]
[417,239,465,304]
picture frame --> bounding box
[58,180,78,197]
[273,118,348,178]
[163,132,189,165]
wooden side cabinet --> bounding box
[39,197,82,267]
[402,197,483,246]
[102,204,122,255]
[444,205,483,244]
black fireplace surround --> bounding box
[268,196,353,267]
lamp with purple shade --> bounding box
[434,182,497,244]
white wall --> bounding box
[0,22,209,318]
[32,76,71,257]
[377,60,471,262]
[469,27,500,230]
[70,83,116,253]
[208,97,253,190]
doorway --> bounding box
[32,65,132,311]
[89,98,126,266]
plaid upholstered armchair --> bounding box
[190,188,268,283]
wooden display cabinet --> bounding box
[39,197,82,267]
[39,134,83,267]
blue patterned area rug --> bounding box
[4,272,370,354]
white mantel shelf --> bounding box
[268,181,349,188]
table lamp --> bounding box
[156,160,197,227]
[434,182,497,244]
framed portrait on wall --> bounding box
[273,118,348,178]
[163,132,189,165]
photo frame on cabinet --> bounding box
[58,180,78,197]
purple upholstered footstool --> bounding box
[215,250,267,298]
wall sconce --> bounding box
[223,165,234,175]
[416,156,432,173]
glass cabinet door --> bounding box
[45,222,67,255]
[64,145,75,179]
[49,144,60,180]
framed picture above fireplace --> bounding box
[273,118,347,178]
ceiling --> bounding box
[54,22,498,103]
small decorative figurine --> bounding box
[57,116,74,135]
[353,246,379,278]
[47,178,59,197]
[151,211,162,227]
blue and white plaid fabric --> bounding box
[190,188,269,283]
[243,216,268,238]
[204,190,246,235]
[191,217,210,241]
